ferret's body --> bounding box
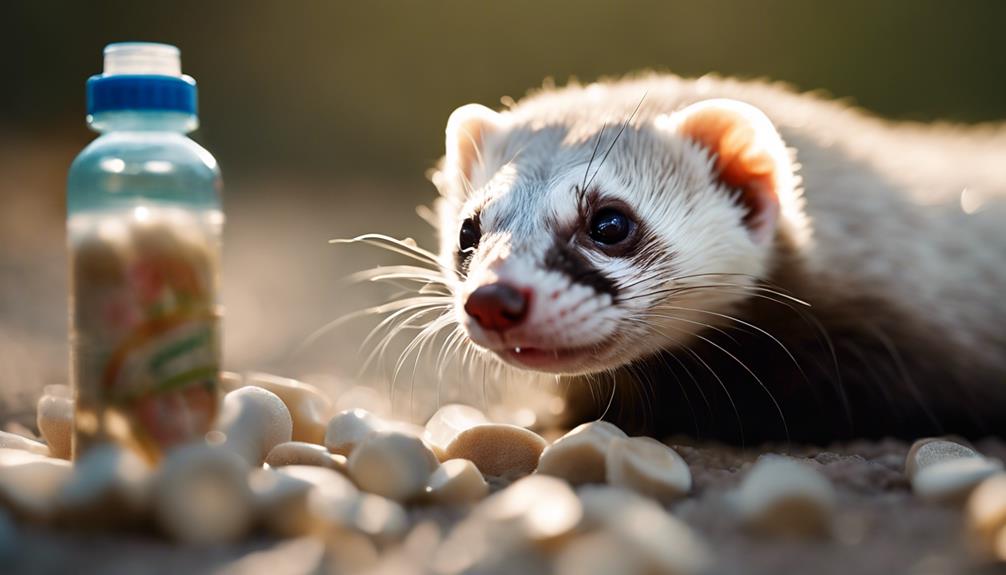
[426,74,1006,442]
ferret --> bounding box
[397,73,1006,443]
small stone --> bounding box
[324,408,387,456]
[537,421,626,485]
[252,465,358,537]
[313,491,409,544]
[906,438,980,480]
[605,436,691,502]
[444,423,547,479]
[912,457,1003,504]
[0,449,73,522]
[152,444,254,545]
[477,474,582,542]
[425,459,489,505]
[734,456,836,537]
[37,393,73,460]
[555,530,649,575]
[214,386,293,467]
[57,443,151,525]
[349,431,439,501]
[578,485,710,575]
[424,404,488,460]
[246,373,333,445]
[220,371,244,392]
[265,441,347,472]
[967,473,1006,556]
[0,431,49,456]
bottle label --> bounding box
[71,206,220,457]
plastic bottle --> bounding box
[67,43,222,461]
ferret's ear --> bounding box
[444,103,504,187]
[664,99,793,244]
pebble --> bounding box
[265,441,348,472]
[246,373,333,445]
[912,456,1004,504]
[425,459,489,505]
[905,438,979,480]
[348,430,439,501]
[967,473,1006,558]
[314,491,409,544]
[152,444,254,545]
[424,404,488,461]
[476,474,582,543]
[252,465,358,537]
[444,423,547,479]
[554,531,649,575]
[57,443,151,525]
[0,449,73,521]
[734,456,836,537]
[36,392,73,460]
[577,485,710,575]
[537,421,626,485]
[605,436,691,502]
[324,408,387,456]
[214,386,293,467]
[0,431,50,456]
[263,464,406,543]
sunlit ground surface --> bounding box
[3,138,1006,574]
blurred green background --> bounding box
[0,0,1004,418]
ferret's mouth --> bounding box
[495,342,612,373]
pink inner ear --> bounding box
[679,108,782,244]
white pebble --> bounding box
[425,459,489,505]
[734,456,836,537]
[0,431,49,456]
[246,373,333,445]
[252,465,358,537]
[214,386,293,467]
[444,423,547,479]
[555,531,649,575]
[424,404,488,460]
[313,491,409,544]
[36,394,73,460]
[0,449,73,522]
[349,431,439,501]
[265,441,347,472]
[578,485,710,575]
[912,456,1004,503]
[57,443,151,525]
[324,408,386,456]
[153,444,254,545]
[537,421,626,485]
[477,474,582,542]
[605,436,691,502]
[905,438,980,480]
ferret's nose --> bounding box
[464,282,530,332]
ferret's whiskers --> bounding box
[330,234,441,266]
[656,305,809,383]
[584,91,648,191]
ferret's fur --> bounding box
[428,74,1006,443]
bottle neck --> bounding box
[88,110,198,133]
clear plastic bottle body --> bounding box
[68,110,222,461]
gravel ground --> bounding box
[3,437,1005,575]
[2,140,1004,575]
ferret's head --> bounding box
[431,82,807,375]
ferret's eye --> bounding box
[588,208,632,245]
[459,217,481,252]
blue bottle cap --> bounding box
[86,43,197,116]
